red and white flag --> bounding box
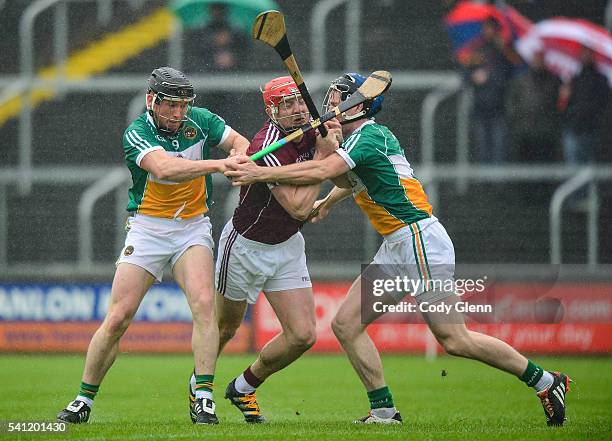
[516,17,612,86]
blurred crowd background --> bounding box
[0,0,611,280]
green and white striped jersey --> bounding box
[122,107,229,219]
[335,120,432,236]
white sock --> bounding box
[75,395,93,407]
[534,371,554,393]
[190,373,196,395]
[371,407,397,419]
[234,374,256,394]
[195,390,213,400]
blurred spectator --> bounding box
[464,18,520,164]
[186,4,250,73]
[185,4,251,124]
[557,46,610,209]
[506,51,562,163]
[558,47,610,166]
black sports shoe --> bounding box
[355,409,403,424]
[537,371,571,426]
[57,400,91,424]
[192,398,219,425]
[224,379,266,423]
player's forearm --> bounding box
[260,161,329,185]
[288,183,321,220]
[326,186,352,206]
[319,186,352,214]
[232,135,250,155]
[219,130,250,155]
[156,158,225,182]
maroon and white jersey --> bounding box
[232,120,317,244]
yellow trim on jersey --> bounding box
[354,190,405,236]
[353,177,432,236]
[400,178,433,216]
[138,176,208,219]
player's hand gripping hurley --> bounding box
[252,10,328,137]
[250,70,392,161]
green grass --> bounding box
[0,354,610,440]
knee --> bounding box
[331,315,358,343]
[104,309,134,338]
[437,332,473,358]
[218,321,239,344]
[286,326,316,353]
[190,292,215,321]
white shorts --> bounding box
[368,217,456,303]
[215,220,312,304]
[116,214,214,282]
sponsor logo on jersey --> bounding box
[296,147,315,163]
[124,245,134,256]
[183,126,197,140]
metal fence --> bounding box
[2,0,612,280]
[2,164,611,280]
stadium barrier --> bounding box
[1,282,611,354]
[0,283,249,353]
[255,282,612,354]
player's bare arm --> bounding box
[263,121,343,220]
[262,119,342,221]
[217,128,250,156]
[270,183,321,221]
[314,120,343,159]
[226,151,350,186]
[308,186,352,223]
[140,149,232,182]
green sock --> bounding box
[195,374,214,396]
[78,382,99,400]
[367,386,395,409]
[519,360,544,387]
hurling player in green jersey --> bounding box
[226,73,570,427]
[58,67,249,426]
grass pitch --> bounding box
[0,353,610,440]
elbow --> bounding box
[154,167,185,182]
[151,159,182,181]
[290,209,310,222]
[147,158,171,181]
[154,167,172,181]
[286,204,312,221]
[285,205,310,221]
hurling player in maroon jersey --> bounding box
[188,76,342,423]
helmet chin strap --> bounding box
[323,87,368,125]
[339,109,368,125]
[148,93,186,136]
